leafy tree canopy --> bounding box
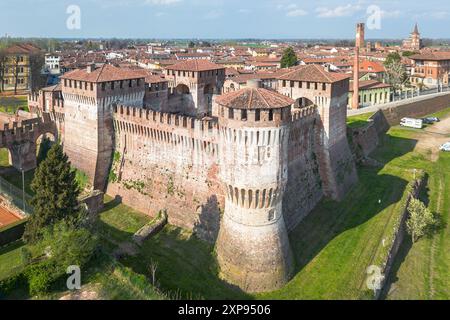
[281,47,298,68]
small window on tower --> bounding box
[255,109,261,121]
[228,108,234,119]
[241,109,247,121]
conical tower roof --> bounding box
[216,87,294,110]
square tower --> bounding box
[61,64,145,190]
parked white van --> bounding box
[400,118,423,129]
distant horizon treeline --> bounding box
[1,37,449,52]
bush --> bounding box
[25,261,56,296]
[0,272,27,297]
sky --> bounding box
[1,0,449,39]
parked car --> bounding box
[422,117,440,124]
[440,142,450,152]
[400,117,423,129]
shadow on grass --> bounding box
[90,196,249,299]
[285,133,419,290]
[121,226,250,300]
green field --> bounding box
[0,241,25,281]
[0,148,10,167]
[383,153,450,300]
[0,96,29,114]
[347,112,375,129]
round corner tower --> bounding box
[215,80,294,293]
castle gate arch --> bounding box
[294,97,315,109]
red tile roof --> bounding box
[409,52,450,61]
[359,60,386,73]
[166,59,225,72]
[216,87,294,110]
[124,68,168,84]
[61,64,145,82]
[278,64,350,83]
[349,80,392,92]
[4,43,41,54]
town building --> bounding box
[409,52,450,88]
[1,43,41,93]
[348,80,392,108]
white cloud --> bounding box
[276,3,308,17]
[287,9,308,17]
[316,3,363,18]
[380,10,402,19]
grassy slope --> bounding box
[0,241,25,280]
[0,96,29,114]
[347,112,375,129]
[385,153,450,300]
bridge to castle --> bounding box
[0,112,58,172]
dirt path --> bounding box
[414,116,450,162]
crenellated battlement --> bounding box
[291,105,318,122]
[114,104,218,130]
[0,114,57,147]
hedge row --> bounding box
[0,219,28,247]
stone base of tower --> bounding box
[317,136,358,201]
[216,208,294,293]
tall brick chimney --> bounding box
[352,23,364,110]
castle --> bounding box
[28,60,357,293]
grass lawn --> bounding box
[0,148,10,167]
[383,153,450,300]
[0,241,26,281]
[347,112,375,129]
[96,196,151,245]
[427,107,450,120]
[0,96,29,114]
[1,168,36,196]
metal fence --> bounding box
[0,176,33,215]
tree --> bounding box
[384,52,408,90]
[384,52,402,65]
[281,47,298,68]
[0,48,7,93]
[29,52,46,92]
[25,220,97,296]
[23,144,81,243]
[406,198,437,243]
[11,55,20,95]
